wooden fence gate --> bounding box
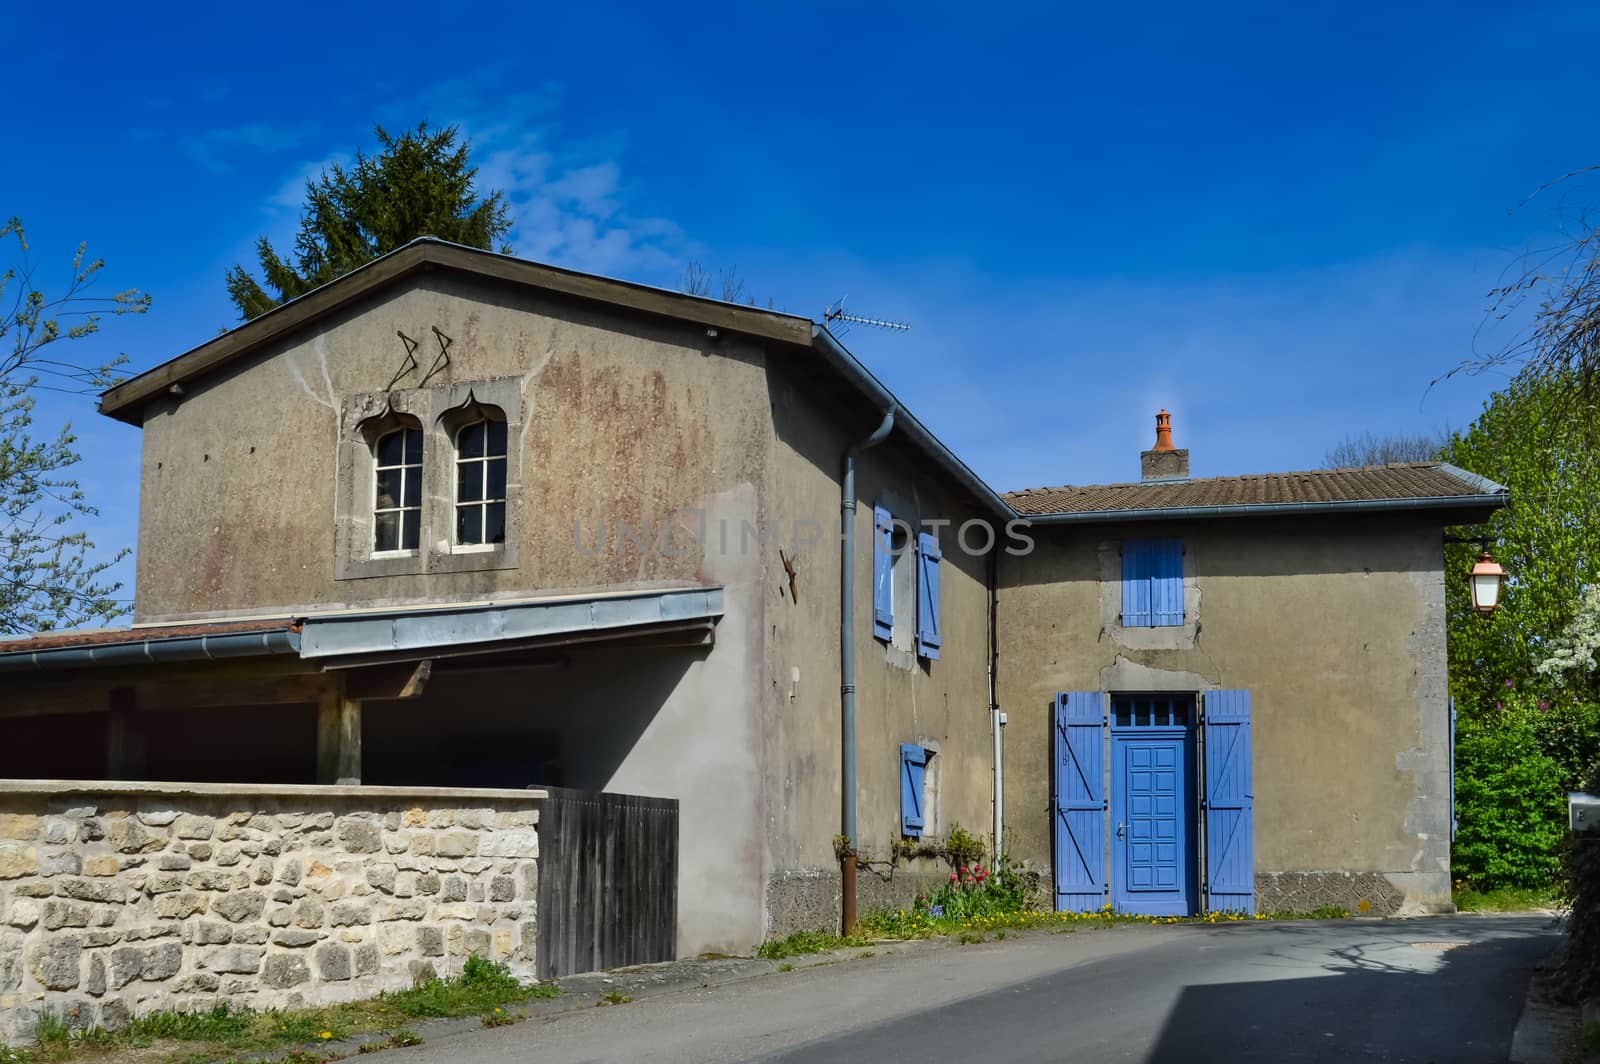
[534,787,679,979]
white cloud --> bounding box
[182,121,319,173]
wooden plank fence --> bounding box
[534,787,678,979]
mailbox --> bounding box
[1571,793,1600,832]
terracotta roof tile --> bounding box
[1003,462,1506,517]
[0,619,299,656]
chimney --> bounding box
[1140,409,1190,482]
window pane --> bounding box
[377,430,405,467]
[487,419,507,456]
[403,428,423,465]
[459,420,485,459]
[402,468,421,508]
[376,468,403,510]
[402,509,421,551]
[458,462,483,502]
[486,502,506,544]
[374,511,399,552]
[1172,703,1190,726]
[458,504,482,545]
[1134,704,1150,727]
[486,458,507,501]
[1114,703,1131,728]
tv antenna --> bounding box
[823,296,912,334]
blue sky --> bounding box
[8,0,1600,609]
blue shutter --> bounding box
[1151,539,1184,627]
[915,531,942,660]
[872,505,893,641]
[1204,690,1254,914]
[1053,691,1105,912]
[900,743,927,836]
[1121,542,1151,627]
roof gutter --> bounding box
[811,326,1014,520]
[1018,492,1509,525]
[0,629,302,673]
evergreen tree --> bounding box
[225,123,510,320]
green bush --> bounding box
[1452,698,1567,889]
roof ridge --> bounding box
[1001,461,1449,498]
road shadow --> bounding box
[1143,925,1553,1063]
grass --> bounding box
[755,929,872,959]
[1453,884,1564,912]
[3,957,560,1064]
[596,991,633,1007]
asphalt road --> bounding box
[401,915,1559,1064]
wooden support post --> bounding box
[106,686,146,779]
[316,678,362,785]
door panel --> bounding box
[1112,732,1193,916]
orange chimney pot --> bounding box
[1153,409,1175,453]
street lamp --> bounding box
[1468,550,1507,616]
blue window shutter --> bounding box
[900,743,927,836]
[872,505,893,641]
[1053,692,1105,912]
[1204,690,1254,914]
[915,531,942,660]
[1121,542,1152,627]
[1152,539,1184,627]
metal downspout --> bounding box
[989,546,1003,861]
[840,405,896,932]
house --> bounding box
[0,239,1506,1033]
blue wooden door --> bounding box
[1053,692,1105,912]
[1204,690,1254,914]
[1111,731,1193,916]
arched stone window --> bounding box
[448,403,508,546]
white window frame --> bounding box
[451,415,509,553]
[371,424,423,558]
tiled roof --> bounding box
[0,618,299,656]
[1003,462,1507,518]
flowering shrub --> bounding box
[913,861,1029,921]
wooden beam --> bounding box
[106,687,146,779]
[342,660,432,702]
[316,678,361,786]
[0,670,330,719]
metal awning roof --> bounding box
[0,587,724,673]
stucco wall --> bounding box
[996,516,1451,913]
[0,782,540,1047]
[133,271,773,622]
[759,367,998,933]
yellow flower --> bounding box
[320,1031,333,1040]
[494,1007,503,1013]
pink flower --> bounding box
[1505,679,1515,689]
[959,867,967,876]
[950,872,959,882]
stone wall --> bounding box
[0,781,542,1046]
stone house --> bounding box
[0,239,1506,1033]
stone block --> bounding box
[409,959,438,984]
[154,892,207,920]
[85,954,105,996]
[330,902,372,927]
[232,926,268,945]
[277,858,304,886]
[338,821,382,854]
[262,953,310,988]
[5,900,39,930]
[442,876,467,903]
[140,942,183,981]
[377,925,411,956]
[416,872,441,896]
[463,929,490,957]
[417,926,444,957]
[178,972,220,993]
[204,946,262,974]
[40,851,82,876]
[42,900,91,930]
[355,942,379,977]
[145,872,185,895]
[0,845,39,879]
[106,819,164,854]
[384,833,410,855]
[492,928,514,959]
[366,863,397,894]
[434,903,476,921]
[380,900,428,921]
[83,856,120,877]
[402,808,427,828]
[174,814,214,840]
[267,907,291,928]
[212,891,267,924]
[137,809,180,827]
[489,876,515,902]
[59,879,125,904]
[186,843,214,861]
[215,845,242,867]
[436,832,476,858]
[42,820,75,846]
[252,857,275,885]
[292,898,326,929]
[394,872,418,898]
[315,943,351,981]
[97,998,130,1031]
[0,815,41,842]
[196,922,233,945]
[156,854,192,871]
[480,831,538,859]
[272,929,321,948]
[425,810,454,829]
[28,937,81,990]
